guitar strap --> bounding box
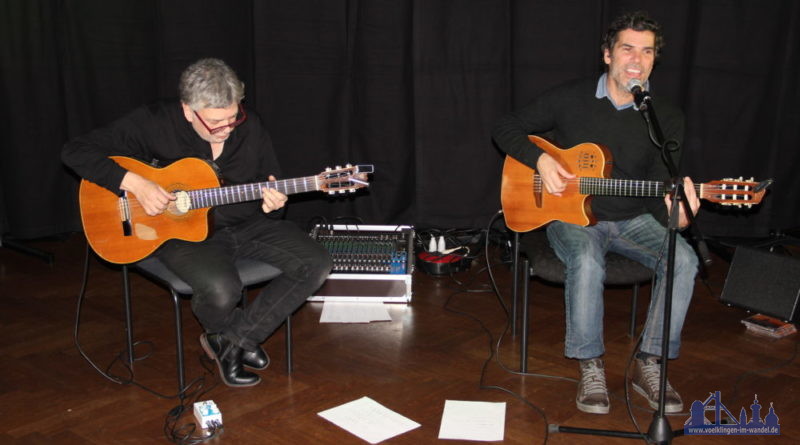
[206,159,224,183]
[148,157,222,180]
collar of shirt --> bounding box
[595,73,650,111]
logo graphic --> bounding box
[684,392,780,435]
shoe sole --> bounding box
[200,334,261,388]
[576,399,610,414]
[631,382,683,413]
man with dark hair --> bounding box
[493,12,699,414]
[63,58,332,388]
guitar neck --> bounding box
[578,177,700,198]
[187,176,319,209]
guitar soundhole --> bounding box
[170,190,191,215]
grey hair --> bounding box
[178,58,245,110]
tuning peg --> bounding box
[325,167,331,171]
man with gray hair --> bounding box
[63,58,332,388]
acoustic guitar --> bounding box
[501,135,771,232]
[79,156,373,264]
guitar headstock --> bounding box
[702,177,772,208]
[318,164,374,194]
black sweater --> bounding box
[62,100,283,228]
[492,77,685,223]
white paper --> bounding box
[438,400,506,441]
[318,396,421,444]
[319,302,392,323]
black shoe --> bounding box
[242,346,270,370]
[200,333,261,387]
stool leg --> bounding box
[511,232,520,336]
[171,290,186,399]
[629,283,639,338]
[286,315,292,374]
[520,258,530,373]
[122,265,135,369]
[285,315,292,374]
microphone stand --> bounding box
[549,89,708,444]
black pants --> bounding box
[156,215,332,351]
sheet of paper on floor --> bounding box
[318,396,421,444]
[320,301,392,323]
[438,400,506,442]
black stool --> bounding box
[121,257,289,397]
[511,230,653,372]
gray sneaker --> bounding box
[631,357,683,413]
[576,358,610,414]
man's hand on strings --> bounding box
[121,171,176,216]
[261,175,287,213]
[536,153,576,196]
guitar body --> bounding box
[501,135,612,232]
[501,135,770,233]
[79,156,219,264]
[79,157,374,264]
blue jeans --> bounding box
[155,215,332,351]
[546,214,697,360]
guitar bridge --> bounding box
[533,173,542,208]
[119,193,132,236]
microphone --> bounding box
[626,79,650,109]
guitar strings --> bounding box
[529,175,759,205]
[119,174,348,215]
[531,176,756,193]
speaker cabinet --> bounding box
[720,246,800,323]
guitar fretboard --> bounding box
[582,178,664,197]
[528,174,765,205]
[576,177,701,197]
[187,176,319,209]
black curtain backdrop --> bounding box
[2,0,799,240]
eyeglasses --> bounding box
[193,104,247,134]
